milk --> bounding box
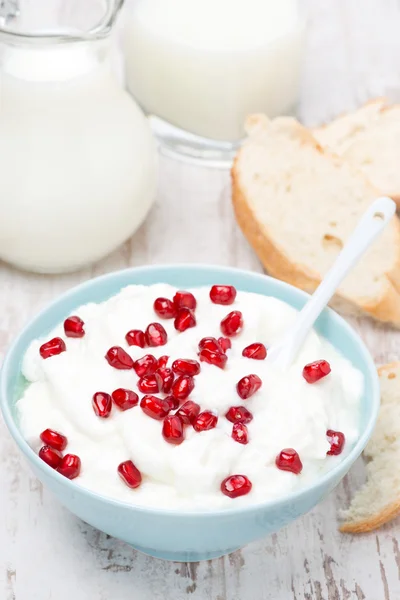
[0,43,157,273]
[124,0,305,142]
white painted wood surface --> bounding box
[1,0,400,598]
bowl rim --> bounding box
[0,263,380,517]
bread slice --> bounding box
[231,114,400,325]
[314,98,400,207]
[340,362,400,533]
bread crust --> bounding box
[231,117,400,326]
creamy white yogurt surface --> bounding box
[18,284,363,509]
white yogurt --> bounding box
[17,284,363,509]
[123,0,305,141]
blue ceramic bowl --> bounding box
[0,265,379,562]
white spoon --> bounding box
[268,197,396,369]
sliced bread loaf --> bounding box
[340,362,400,533]
[314,99,400,206]
[231,114,400,325]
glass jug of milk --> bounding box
[123,0,306,165]
[0,0,157,274]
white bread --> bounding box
[314,99,400,206]
[231,114,400,325]
[340,362,400,533]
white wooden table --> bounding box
[1,1,400,598]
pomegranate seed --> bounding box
[302,360,331,383]
[326,430,345,455]
[275,448,303,475]
[112,388,138,410]
[164,395,180,410]
[176,400,200,424]
[221,475,252,498]
[198,337,223,353]
[156,367,174,393]
[125,329,146,348]
[154,297,177,319]
[172,358,201,376]
[232,423,249,444]
[220,311,243,337]
[39,337,66,359]
[157,355,169,369]
[210,285,237,305]
[218,337,232,352]
[145,322,168,347]
[242,343,267,360]
[174,308,196,332]
[172,375,195,400]
[133,354,157,377]
[40,429,67,451]
[58,454,81,479]
[173,291,197,311]
[237,374,262,399]
[140,395,170,420]
[118,460,142,489]
[39,445,62,469]
[193,411,218,432]
[162,415,185,445]
[225,406,253,424]
[64,316,85,338]
[105,346,133,370]
[138,375,160,394]
[199,348,227,369]
[92,392,112,418]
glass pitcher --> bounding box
[0,0,157,274]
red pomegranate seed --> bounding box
[39,337,66,359]
[199,348,227,369]
[105,346,134,370]
[237,374,262,399]
[58,454,81,479]
[155,367,175,393]
[326,430,345,455]
[133,354,157,377]
[39,445,62,469]
[153,297,177,319]
[176,400,200,424]
[242,343,267,360]
[220,311,243,337]
[112,388,138,410]
[92,392,112,418]
[172,359,201,376]
[140,395,170,420]
[275,448,303,474]
[118,460,142,489]
[40,429,67,451]
[225,406,253,424]
[173,291,197,311]
[162,415,185,445]
[164,395,180,411]
[145,322,168,347]
[198,337,223,353]
[232,423,249,444]
[303,360,331,383]
[218,337,232,352]
[221,475,252,498]
[125,329,146,348]
[64,316,85,338]
[138,375,160,394]
[210,285,237,305]
[174,308,196,332]
[172,375,195,400]
[193,411,218,432]
[157,355,169,369]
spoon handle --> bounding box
[272,197,396,368]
